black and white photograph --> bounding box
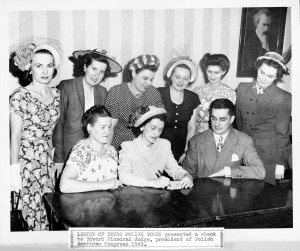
[1,0,300,250]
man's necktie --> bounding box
[216,136,223,156]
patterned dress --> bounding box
[10,87,60,231]
[66,139,118,181]
[105,83,163,151]
[193,83,236,134]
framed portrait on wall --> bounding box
[236,7,287,78]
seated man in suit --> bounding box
[182,98,266,180]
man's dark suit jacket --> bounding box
[52,76,107,163]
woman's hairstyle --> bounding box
[165,64,192,87]
[124,55,160,82]
[82,105,112,138]
[74,52,112,81]
[200,53,230,82]
[255,58,286,83]
[20,49,57,85]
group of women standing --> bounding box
[9,36,291,231]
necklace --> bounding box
[128,83,142,98]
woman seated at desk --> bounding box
[118,105,193,189]
[60,105,123,193]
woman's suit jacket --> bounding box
[53,76,107,163]
[235,82,292,181]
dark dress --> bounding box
[158,87,200,161]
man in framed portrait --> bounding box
[244,8,277,72]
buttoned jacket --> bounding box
[53,77,107,163]
[182,128,265,180]
[235,82,291,166]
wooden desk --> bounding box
[43,178,292,229]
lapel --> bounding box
[259,83,275,106]
[202,130,218,174]
[75,76,85,111]
[214,128,237,169]
[249,81,257,97]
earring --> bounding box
[140,128,144,131]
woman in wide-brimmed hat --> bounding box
[52,49,122,176]
[235,52,291,185]
[118,105,193,189]
[105,54,163,151]
[9,36,63,231]
[158,56,200,163]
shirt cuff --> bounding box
[224,166,231,178]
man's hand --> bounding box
[209,169,225,178]
[261,34,269,50]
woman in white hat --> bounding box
[193,53,236,134]
[118,105,193,189]
[235,52,291,185]
[158,57,200,163]
[9,36,63,230]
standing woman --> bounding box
[105,55,163,151]
[158,57,200,163]
[10,37,63,230]
[235,52,291,185]
[53,49,122,175]
[194,53,236,134]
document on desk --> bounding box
[167,181,181,190]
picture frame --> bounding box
[236,7,287,78]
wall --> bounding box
[9,7,291,94]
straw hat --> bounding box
[257,52,288,72]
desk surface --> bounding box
[44,178,292,229]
